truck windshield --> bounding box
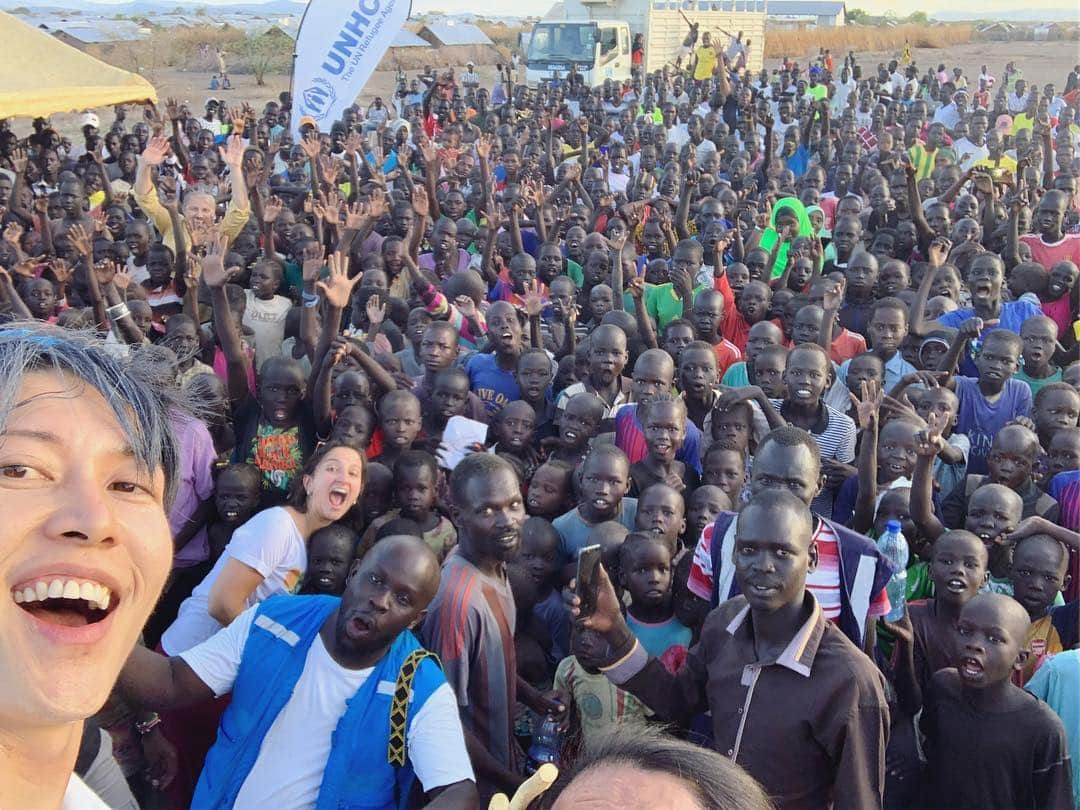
[527,22,596,64]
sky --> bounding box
[14,0,1080,20]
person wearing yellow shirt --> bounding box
[133,133,251,253]
[907,123,948,181]
[693,32,718,82]
[971,129,1018,175]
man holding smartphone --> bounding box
[567,490,890,810]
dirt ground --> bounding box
[860,40,1079,92]
[17,39,1080,139]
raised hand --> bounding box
[316,251,362,309]
[92,259,117,287]
[219,133,245,170]
[264,195,284,223]
[142,136,172,166]
[344,130,363,155]
[299,132,322,161]
[200,232,233,289]
[417,136,438,167]
[68,223,93,258]
[848,379,883,430]
[10,146,28,174]
[475,134,492,161]
[178,254,199,288]
[927,236,951,268]
[520,279,544,318]
[914,411,948,457]
[455,294,477,319]
[957,316,998,341]
[3,221,24,246]
[411,184,429,217]
[113,268,133,292]
[343,201,367,230]
[49,258,73,286]
[366,294,386,326]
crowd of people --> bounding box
[0,39,1079,810]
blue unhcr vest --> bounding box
[193,594,444,809]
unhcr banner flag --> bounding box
[291,0,409,136]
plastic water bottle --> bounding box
[526,712,562,773]
[878,520,909,622]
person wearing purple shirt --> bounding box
[948,328,1032,475]
[419,218,471,278]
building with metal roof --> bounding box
[392,30,430,48]
[767,1,846,27]
[417,20,494,47]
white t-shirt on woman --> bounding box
[161,507,306,655]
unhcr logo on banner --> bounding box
[300,78,337,123]
[291,0,409,136]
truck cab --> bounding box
[525,19,631,88]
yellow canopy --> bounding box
[0,11,156,119]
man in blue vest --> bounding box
[119,535,477,809]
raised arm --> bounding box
[907,237,950,338]
[903,156,934,251]
[910,414,948,543]
[202,233,248,407]
[626,267,658,349]
[850,380,883,534]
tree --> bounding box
[847,8,870,23]
[240,32,289,86]
[906,10,929,23]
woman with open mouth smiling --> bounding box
[156,440,364,803]
[0,324,185,808]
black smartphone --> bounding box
[576,544,602,619]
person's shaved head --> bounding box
[961,592,1031,643]
[333,534,441,664]
[357,534,441,607]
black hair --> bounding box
[582,443,630,474]
[754,344,790,365]
[393,449,438,484]
[374,516,424,541]
[872,296,909,322]
[217,462,261,492]
[639,392,688,424]
[739,488,813,538]
[378,388,421,418]
[980,328,1022,356]
[618,530,675,575]
[309,523,359,555]
[705,438,748,464]
[662,317,694,337]
[1035,382,1080,409]
[449,452,518,508]
[425,319,458,341]
[788,341,831,368]
[434,366,469,389]
[756,425,822,478]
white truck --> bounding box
[524,0,766,88]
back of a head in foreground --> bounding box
[544,723,774,810]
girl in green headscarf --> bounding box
[757,197,813,279]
